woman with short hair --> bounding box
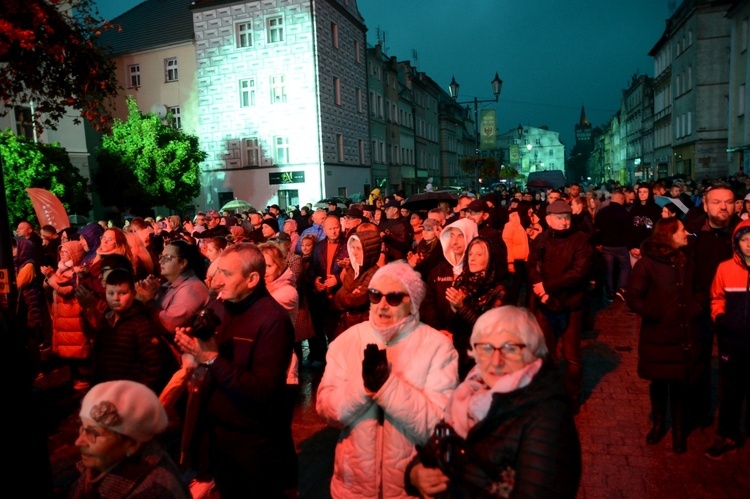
[407,306,581,498]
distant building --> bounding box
[498,125,565,180]
[574,106,594,152]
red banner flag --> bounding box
[25,188,71,232]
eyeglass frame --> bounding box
[159,254,180,264]
[76,420,118,445]
[367,289,409,307]
[472,342,526,359]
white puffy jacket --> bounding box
[316,319,459,498]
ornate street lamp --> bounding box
[449,73,503,187]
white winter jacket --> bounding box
[316,319,459,498]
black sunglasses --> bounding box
[367,289,408,306]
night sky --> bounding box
[95,0,674,152]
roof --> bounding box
[97,0,195,56]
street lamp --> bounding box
[449,73,503,185]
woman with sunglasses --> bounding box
[407,306,581,498]
[70,380,189,498]
[316,260,459,498]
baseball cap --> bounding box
[466,199,490,213]
[384,199,400,209]
[421,218,441,232]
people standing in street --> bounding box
[593,191,632,302]
[626,217,702,454]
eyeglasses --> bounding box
[159,254,179,264]
[76,421,115,444]
[473,342,526,360]
[367,289,408,306]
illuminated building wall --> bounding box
[191,0,370,210]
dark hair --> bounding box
[105,268,135,289]
[168,239,207,280]
[650,217,682,249]
[515,200,533,229]
[208,236,228,251]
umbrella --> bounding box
[221,199,253,212]
[654,195,689,214]
[402,191,458,211]
[314,197,350,211]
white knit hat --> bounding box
[79,380,168,442]
[369,260,426,315]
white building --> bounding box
[190,0,370,210]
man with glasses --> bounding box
[528,200,593,414]
[317,260,458,498]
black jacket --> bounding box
[626,241,703,383]
[593,202,630,247]
[528,228,592,311]
[408,359,581,498]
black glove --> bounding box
[362,344,390,393]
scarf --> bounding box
[368,313,418,344]
[444,358,543,438]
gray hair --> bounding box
[468,306,548,362]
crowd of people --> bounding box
[13,173,750,498]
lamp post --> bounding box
[449,73,503,187]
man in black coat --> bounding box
[528,200,593,413]
[593,191,631,301]
[379,199,413,262]
[174,243,297,498]
[688,184,739,428]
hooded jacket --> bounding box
[316,318,458,499]
[710,219,750,350]
[77,223,104,266]
[333,230,382,335]
[48,241,89,359]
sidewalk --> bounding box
[575,299,750,498]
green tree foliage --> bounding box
[0,0,120,132]
[460,156,501,182]
[94,97,206,213]
[0,130,92,225]
[498,165,523,181]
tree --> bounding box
[94,97,206,213]
[0,0,120,132]
[0,130,92,226]
[460,156,500,182]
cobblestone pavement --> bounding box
[44,298,749,498]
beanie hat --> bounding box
[61,240,85,265]
[262,218,279,233]
[369,260,426,315]
[79,380,168,442]
[546,200,573,215]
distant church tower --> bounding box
[574,105,593,152]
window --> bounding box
[168,106,181,129]
[236,22,253,48]
[127,64,141,88]
[240,78,256,108]
[14,106,34,139]
[334,77,341,105]
[267,16,284,43]
[275,136,289,164]
[359,140,365,164]
[331,23,338,48]
[370,92,375,114]
[164,57,178,82]
[271,74,287,104]
[372,140,378,162]
[356,88,362,112]
[354,40,360,63]
[337,134,344,162]
[742,19,748,52]
[242,137,261,166]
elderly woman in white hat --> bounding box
[407,306,581,498]
[316,260,459,498]
[70,380,189,498]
